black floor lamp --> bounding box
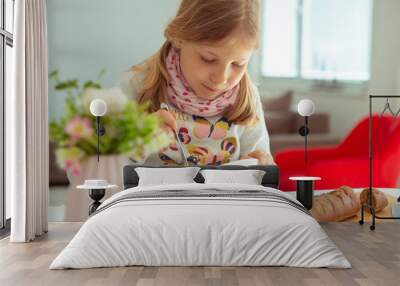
[289,99,321,210]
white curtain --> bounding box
[8,0,49,242]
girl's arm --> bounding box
[240,150,275,165]
[239,85,275,165]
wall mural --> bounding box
[47,0,400,225]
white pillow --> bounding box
[135,167,200,186]
[200,169,266,185]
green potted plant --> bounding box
[49,70,171,187]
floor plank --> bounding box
[0,222,399,286]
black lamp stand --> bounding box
[95,116,106,162]
[300,116,312,209]
[295,180,314,210]
[88,189,106,215]
[299,116,309,164]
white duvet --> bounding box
[50,183,351,269]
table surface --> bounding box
[285,188,400,198]
[289,176,322,181]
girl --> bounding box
[120,0,275,166]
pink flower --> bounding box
[64,159,81,176]
[65,116,94,140]
[71,164,81,176]
[65,159,74,169]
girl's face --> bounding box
[178,30,256,100]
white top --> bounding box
[119,70,271,166]
[289,176,321,181]
[77,185,118,190]
[77,180,118,190]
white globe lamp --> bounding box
[297,99,315,117]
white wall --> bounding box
[369,0,400,95]
[47,0,181,120]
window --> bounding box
[1,0,14,233]
[262,0,373,82]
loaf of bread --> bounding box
[360,188,388,213]
[310,186,360,222]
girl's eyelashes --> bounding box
[201,56,216,63]
[233,62,246,68]
[201,56,246,68]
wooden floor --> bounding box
[0,222,399,286]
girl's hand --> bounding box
[155,109,177,136]
[240,149,276,165]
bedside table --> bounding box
[77,180,117,215]
[289,176,321,210]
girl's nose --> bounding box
[210,66,229,86]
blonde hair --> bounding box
[132,0,260,125]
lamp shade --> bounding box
[297,99,315,117]
[90,99,107,117]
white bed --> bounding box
[50,183,351,269]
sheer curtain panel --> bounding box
[8,0,49,242]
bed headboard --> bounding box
[123,164,280,190]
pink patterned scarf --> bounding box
[166,46,239,117]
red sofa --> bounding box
[275,115,400,191]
